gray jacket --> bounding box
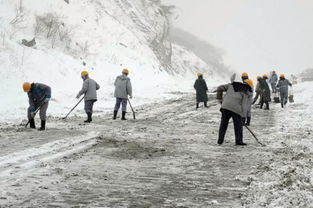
[276,78,292,94]
[217,82,250,118]
[269,74,278,84]
[77,76,100,101]
[114,74,132,99]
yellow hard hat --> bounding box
[256,76,261,80]
[81,71,88,77]
[23,82,31,92]
[197,72,203,77]
[241,72,249,78]
[263,74,268,78]
[244,79,254,88]
[280,74,285,78]
[122,68,129,74]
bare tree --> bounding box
[10,0,26,26]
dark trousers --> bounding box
[218,109,243,144]
[84,100,96,113]
[260,97,269,109]
[280,91,288,107]
[114,98,127,112]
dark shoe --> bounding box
[236,142,247,146]
[217,139,224,145]
[113,110,118,120]
[196,103,199,109]
[38,120,46,131]
[204,102,208,108]
[84,113,92,123]
[121,111,127,120]
[29,118,36,129]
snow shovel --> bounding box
[289,87,294,103]
[244,125,266,147]
[127,99,136,120]
[62,96,85,120]
[25,101,46,128]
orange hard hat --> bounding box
[23,82,31,92]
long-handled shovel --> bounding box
[62,96,85,120]
[244,125,266,147]
[127,99,136,120]
[25,101,46,128]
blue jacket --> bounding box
[28,83,51,111]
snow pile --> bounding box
[0,0,228,121]
[243,81,313,207]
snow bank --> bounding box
[243,81,313,207]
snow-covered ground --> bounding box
[0,82,312,207]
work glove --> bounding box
[76,94,80,99]
[30,112,35,118]
[44,98,50,103]
[129,96,133,99]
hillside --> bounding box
[0,0,230,120]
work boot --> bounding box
[260,103,264,109]
[84,113,92,123]
[121,111,127,120]
[29,118,36,129]
[38,120,45,131]
[204,102,208,108]
[246,117,251,126]
[264,103,270,110]
[113,110,118,120]
[196,103,199,109]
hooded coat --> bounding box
[216,82,250,118]
[269,73,278,84]
[194,77,208,102]
[114,74,132,99]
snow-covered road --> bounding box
[0,85,312,207]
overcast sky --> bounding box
[163,0,313,77]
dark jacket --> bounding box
[194,77,208,102]
[259,78,271,102]
[216,82,250,117]
[28,83,51,111]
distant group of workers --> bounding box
[22,69,132,130]
[194,71,293,145]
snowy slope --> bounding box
[0,0,228,121]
